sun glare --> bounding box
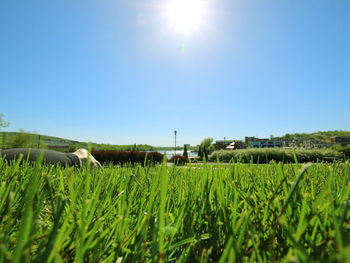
[165,0,206,35]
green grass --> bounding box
[0,158,350,262]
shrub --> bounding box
[332,145,350,159]
[169,155,188,165]
[209,148,343,163]
[91,150,164,166]
[198,138,214,161]
[8,129,37,148]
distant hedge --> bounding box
[209,148,343,163]
[91,150,164,166]
[169,155,189,165]
[332,145,350,159]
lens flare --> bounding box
[165,0,206,34]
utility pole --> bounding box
[174,130,177,155]
[224,136,226,149]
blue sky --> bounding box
[1,0,349,146]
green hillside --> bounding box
[0,132,155,152]
[1,132,76,143]
[278,130,350,142]
[1,130,349,152]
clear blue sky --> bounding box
[1,0,349,146]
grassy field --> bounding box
[0,158,349,262]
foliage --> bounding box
[209,148,343,163]
[90,143,155,151]
[169,155,188,165]
[7,129,38,148]
[91,150,164,166]
[183,144,188,158]
[37,137,47,149]
[279,130,350,143]
[0,160,350,262]
[198,138,214,161]
[0,132,156,152]
[0,113,10,130]
[68,142,82,152]
[332,145,350,158]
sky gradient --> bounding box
[1,0,349,146]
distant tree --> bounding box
[198,138,214,161]
[198,146,202,159]
[0,113,10,130]
[69,143,80,152]
[8,129,37,148]
[0,114,10,148]
[333,145,350,159]
[183,144,188,158]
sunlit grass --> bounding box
[0,158,349,262]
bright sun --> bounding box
[165,0,206,35]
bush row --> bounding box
[332,145,350,158]
[209,148,343,163]
[91,150,164,166]
[169,155,189,165]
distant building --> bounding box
[245,137,282,148]
[331,136,350,146]
[41,139,71,151]
[215,135,335,151]
[226,141,244,150]
[214,140,244,150]
[214,140,233,150]
[214,140,234,150]
[244,136,333,149]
